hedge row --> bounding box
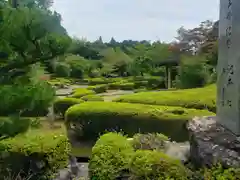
[82,76,166,90]
[89,133,190,180]
[81,94,104,102]
[87,84,108,93]
[65,102,214,142]
[70,88,95,98]
[115,85,216,112]
[0,129,70,179]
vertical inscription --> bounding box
[221,0,233,108]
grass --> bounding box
[114,84,216,112]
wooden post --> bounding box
[168,65,172,89]
[165,65,172,89]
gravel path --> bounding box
[54,163,89,180]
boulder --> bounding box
[187,116,240,168]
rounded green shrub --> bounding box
[71,88,95,98]
[65,102,214,142]
[129,150,190,180]
[81,94,104,102]
[53,97,84,117]
[0,130,70,179]
[87,84,109,93]
[89,132,134,180]
[115,85,216,113]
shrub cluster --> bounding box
[0,130,70,179]
[53,97,84,117]
[89,132,190,180]
[90,133,240,180]
[115,85,216,112]
[65,102,214,142]
[82,76,166,90]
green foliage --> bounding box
[65,102,214,141]
[131,133,169,151]
[201,165,240,180]
[0,116,31,138]
[89,132,134,180]
[81,94,104,102]
[0,129,70,179]
[71,88,95,98]
[0,80,55,116]
[108,82,135,90]
[87,84,109,93]
[87,77,112,85]
[115,85,216,112]
[176,56,210,89]
[53,97,84,117]
[53,62,71,77]
[0,6,71,82]
[129,150,189,180]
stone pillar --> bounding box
[47,105,55,128]
[217,0,240,134]
[187,0,240,169]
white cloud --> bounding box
[52,0,219,42]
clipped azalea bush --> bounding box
[81,94,104,102]
[129,150,190,180]
[115,84,216,112]
[0,129,70,179]
[71,88,95,98]
[108,82,135,90]
[65,102,214,142]
[87,84,109,93]
[53,97,84,117]
[87,77,112,85]
[89,132,134,180]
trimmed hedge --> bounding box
[71,88,95,98]
[89,133,134,180]
[0,129,70,179]
[65,102,214,142]
[108,82,135,90]
[53,98,84,117]
[129,150,189,180]
[81,94,104,102]
[115,85,216,112]
[87,84,109,93]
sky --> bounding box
[52,0,219,43]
